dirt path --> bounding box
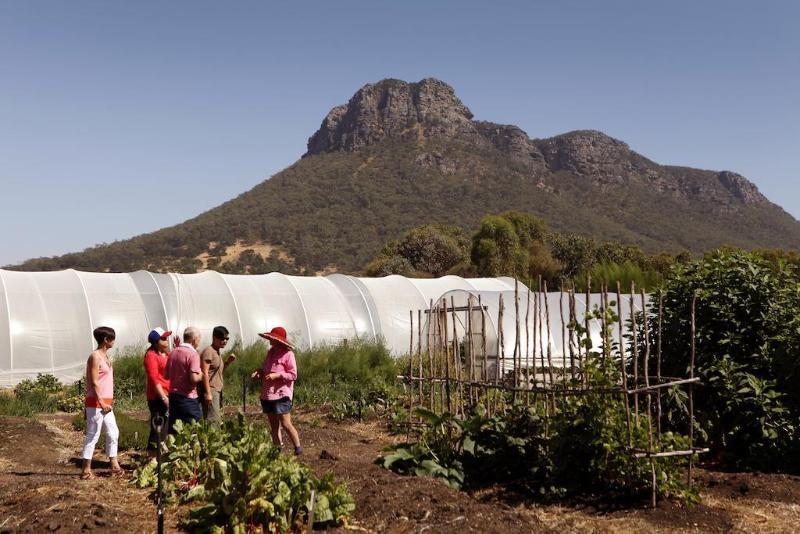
[1,412,799,533]
[0,415,167,533]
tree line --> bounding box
[364,211,691,290]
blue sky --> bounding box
[1,1,798,266]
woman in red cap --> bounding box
[143,327,171,457]
[251,326,302,455]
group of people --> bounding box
[79,324,302,479]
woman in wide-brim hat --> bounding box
[251,327,302,455]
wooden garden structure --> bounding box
[400,278,707,507]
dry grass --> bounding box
[195,240,295,270]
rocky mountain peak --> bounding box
[716,171,767,205]
[536,130,648,176]
[305,78,476,156]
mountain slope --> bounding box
[10,78,800,273]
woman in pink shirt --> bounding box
[251,327,302,455]
[80,326,122,479]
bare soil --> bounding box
[1,411,799,533]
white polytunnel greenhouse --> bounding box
[0,269,646,387]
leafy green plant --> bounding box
[379,407,466,489]
[133,415,354,531]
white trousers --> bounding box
[82,407,119,460]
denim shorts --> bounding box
[260,396,292,414]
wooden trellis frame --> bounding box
[398,280,707,507]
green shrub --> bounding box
[657,249,800,471]
[0,388,59,417]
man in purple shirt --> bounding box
[165,326,203,433]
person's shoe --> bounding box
[294,446,303,456]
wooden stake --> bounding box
[559,286,568,393]
[584,274,592,387]
[532,280,539,395]
[418,309,423,411]
[630,282,639,423]
[467,296,474,407]
[656,293,663,440]
[443,298,452,414]
[498,293,505,413]
[570,285,581,382]
[480,294,488,414]
[538,277,546,389]
[526,280,532,405]
[409,310,414,422]
[451,296,463,417]
[543,280,555,389]
[641,289,656,508]
[513,279,521,403]
[688,291,697,487]
[616,281,633,448]
[428,299,434,410]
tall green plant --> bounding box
[656,249,800,471]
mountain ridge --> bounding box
[7,77,799,274]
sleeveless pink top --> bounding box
[86,355,114,408]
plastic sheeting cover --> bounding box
[0,269,646,386]
[0,271,527,385]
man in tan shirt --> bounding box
[200,326,236,424]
